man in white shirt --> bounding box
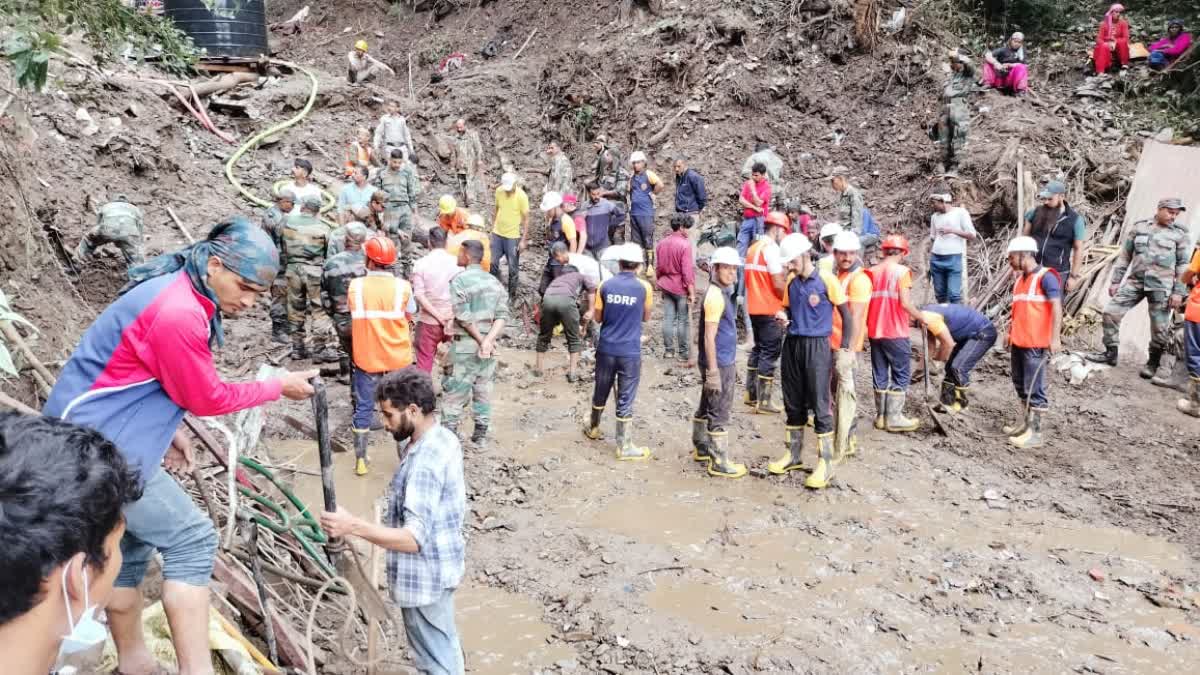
[373,101,414,163]
[347,40,394,84]
[282,159,323,216]
[927,192,977,304]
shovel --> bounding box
[922,325,949,436]
[312,377,393,626]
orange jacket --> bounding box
[1010,267,1057,349]
[744,239,783,316]
[348,272,414,373]
[439,208,470,235]
[866,262,911,340]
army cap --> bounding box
[1157,197,1186,211]
[302,195,323,210]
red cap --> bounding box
[563,194,578,205]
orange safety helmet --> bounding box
[363,236,398,266]
[881,234,910,254]
[763,210,792,234]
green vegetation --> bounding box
[2,0,197,91]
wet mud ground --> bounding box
[268,308,1200,674]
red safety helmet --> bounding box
[363,236,398,266]
[763,210,792,234]
[881,234,910,255]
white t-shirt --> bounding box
[568,253,607,286]
[283,181,324,215]
[749,236,783,274]
[930,206,976,256]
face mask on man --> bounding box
[54,560,108,671]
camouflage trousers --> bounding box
[938,99,969,167]
[456,172,483,209]
[439,347,498,432]
[1101,283,1173,351]
[333,315,352,359]
[286,264,329,348]
[384,208,416,277]
[269,278,288,333]
[76,226,143,266]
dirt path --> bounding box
[278,334,1200,674]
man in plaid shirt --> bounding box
[321,368,467,674]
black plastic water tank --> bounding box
[163,0,269,59]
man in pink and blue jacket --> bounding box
[45,217,318,675]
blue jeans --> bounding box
[869,337,912,391]
[489,233,520,299]
[1011,346,1049,409]
[401,590,464,675]
[117,468,218,588]
[353,369,382,430]
[946,326,998,386]
[661,291,690,358]
[736,216,763,258]
[1186,320,1200,377]
[593,353,641,418]
[930,253,963,304]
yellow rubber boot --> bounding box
[954,386,970,412]
[691,417,713,463]
[755,375,784,414]
[873,390,887,430]
[706,430,747,478]
[352,429,370,476]
[1178,377,1200,418]
[933,380,960,414]
[583,406,605,440]
[768,426,805,475]
[804,432,836,489]
[1008,408,1045,448]
[884,391,920,433]
[615,417,651,461]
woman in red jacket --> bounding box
[1094,4,1131,74]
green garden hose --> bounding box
[224,60,336,213]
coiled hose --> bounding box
[224,59,336,213]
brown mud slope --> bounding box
[1,0,1199,673]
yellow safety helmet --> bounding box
[354,39,369,52]
[438,194,457,215]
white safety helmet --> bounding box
[540,191,563,211]
[779,233,813,263]
[819,222,843,240]
[1006,236,1039,255]
[616,243,645,264]
[832,231,861,252]
[709,247,742,267]
[500,172,517,191]
[629,150,647,164]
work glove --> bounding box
[704,369,722,393]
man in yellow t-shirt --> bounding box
[1179,245,1200,416]
[829,231,871,460]
[491,172,530,302]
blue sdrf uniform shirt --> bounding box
[699,284,738,368]
[921,303,994,339]
[629,170,660,217]
[596,272,653,358]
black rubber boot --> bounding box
[338,357,352,385]
[291,339,309,361]
[1139,348,1163,380]
[271,325,290,345]
[470,422,488,447]
[934,380,958,413]
[743,367,758,406]
[584,406,604,440]
[1085,345,1117,366]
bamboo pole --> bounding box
[0,321,54,397]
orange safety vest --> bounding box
[745,239,783,316]
[1010,267,1057,348]
[830,267,868,351]
[349,272,414,373]
[439,208,469,235]
[344,142,372,175]
[866,262,910,340]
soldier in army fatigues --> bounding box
[76,195,145,266]
[450,118,485,208]
[283,196,333,360]
[937,51,975,175]
[442,239,510,448]
[261,189,294,343]
[1087,197,1191,378]
[375,148,422,275]
[321,222,368,384]
[591,134,628,202]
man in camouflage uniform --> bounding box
[591,135,628,202]
[321,222,368,384]
[261,189,294,343]
[283,196,333,360]
[938,51,975,175]
[76,194,145,266]
[450,118,485,208]
[375,149,422,275]
[1087,197,1191,378]
[443,239,510,448]
[546,142,574,196]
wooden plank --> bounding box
[213,555,315,670]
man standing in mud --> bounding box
[284,196,333,360]
[1003,236,1062,450]
[321,222,369,385]
[450,118,485,208]
[76,193,145,268]
[546,141,574,197]
[584,244,654,461]
[693,247,748,479]
[261,189,294,343]
[938,51,975,176]
[443,239,509,449]
[375,148,422,276]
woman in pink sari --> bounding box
[983,32,1029,95]
[1093,4,1131,74]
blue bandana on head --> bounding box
[123,216,279,347]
